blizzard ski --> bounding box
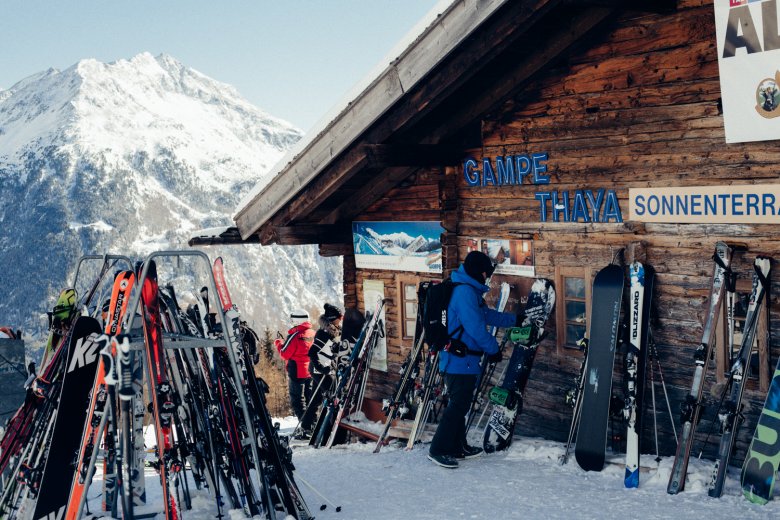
[667,242,734,494]
[624,262,654,488]
[483,278,555,453]
[574,263,625,472]
[708,256,770,498]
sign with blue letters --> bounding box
[629,185,780,223]
[462,153,623,223]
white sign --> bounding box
[715,0,780,143]
[629,184,780,223]
[363,280,387,372]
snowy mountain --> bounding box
[0,53,342,343]
[364,228,441,254]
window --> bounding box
[397,275,421,340]
[555,266,592,354]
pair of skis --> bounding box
[707,257,770,498]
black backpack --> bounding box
[421,279,462,352]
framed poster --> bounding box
[352,221,443,273]
[466,238,535,277]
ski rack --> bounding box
[120,250,273,519]
[71,254,135,288]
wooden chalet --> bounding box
[214,0,780,461]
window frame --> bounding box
[396,274,423,341]
[555,265,592,356]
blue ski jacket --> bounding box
[439,265,515,375]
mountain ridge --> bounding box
[0,53,342,344]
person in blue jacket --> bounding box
[428,251,517,468]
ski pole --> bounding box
[291,374,328,438]
[296,475,342,512]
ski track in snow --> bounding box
[84,419,779,520]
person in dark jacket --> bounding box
[300,303,344,433]
[428,251,517,468]
[275,310,314,435]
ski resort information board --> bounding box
[715,0,780,143]
[352,221,443,274]
[466,238,535,277]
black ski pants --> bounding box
[429,373,477,456]
[287,361,312,423]
[301,372,333,432]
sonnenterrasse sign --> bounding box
[715,0,780,143]
[629,184,780,223]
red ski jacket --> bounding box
[275,322,313,379]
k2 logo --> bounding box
[68,334,107,373]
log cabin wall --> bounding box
[453,0,779,461]
[348,168,444,402]
[327,0,776,463]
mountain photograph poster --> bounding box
[352,221,444,273]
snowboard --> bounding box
[482,278,555,453]
[624,262,654,488]
[575,263,624,472]
[32,316,103,520]
[742,359,780,504]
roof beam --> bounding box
[274,224,353,246]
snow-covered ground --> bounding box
[84,416,779,519]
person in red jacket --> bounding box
[275,310,314,434]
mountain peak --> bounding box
[0,53,302,187]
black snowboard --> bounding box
[33,317,103,520]
[575,264,624,472]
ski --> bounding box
[482,278,555,453]
[667,242,734,494]
[574,263,624,472]
[374,284,427,453]
[708,256,771,498]
[213,256,312,519]
[624,262,655,488]
[65,270,135,520]
[139,260,179,520]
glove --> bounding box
[487,350,502,364]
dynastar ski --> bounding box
[65,270,135,520]
[708,256,770,498]
[667,242,734,494]
[624,262,654,488]
[575,263,624,472]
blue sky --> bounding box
[0,1,440,132]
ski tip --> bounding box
[624,469,639,488]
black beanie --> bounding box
[464,251,495,283]
[323,303,343,322]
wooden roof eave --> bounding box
[233,0,539,242]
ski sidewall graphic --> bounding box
[575,264,624,472]
[32,317,103,520]
[742,359,780,504]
